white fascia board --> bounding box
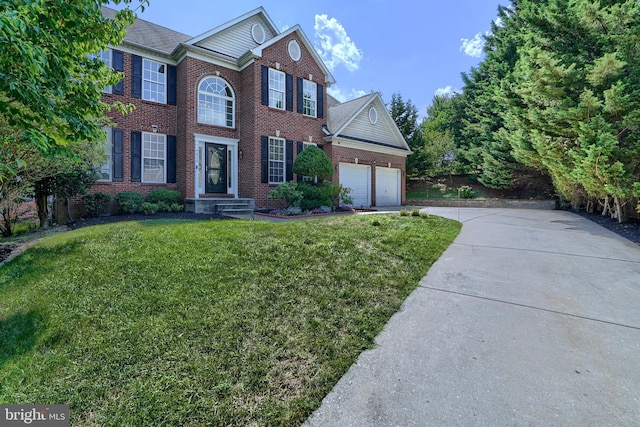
[251,25,336,85]
[174,45,242,71]
[185,7,279,46]
[327,136,411,157]
[117,43,177,65]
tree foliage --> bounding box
[427,0,640,221]
[0,0,145,179]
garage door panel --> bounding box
[375,168,401,206]
[339,163,371,208]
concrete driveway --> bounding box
[305,208,640,426]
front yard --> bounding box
[0,214,460,426]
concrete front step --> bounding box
[185,198,255,214]
[220,208,254,216]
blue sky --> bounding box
[111,0,506,117]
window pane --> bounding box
[268,137,285,183]
[268,69,285,110]
[198,77,234,127]
[142,59,166,103]
[142,133,166,183]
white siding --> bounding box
[340,100,406,150]
[195,17,277,58]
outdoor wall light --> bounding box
[239,150,243,159]
[151,124,158,133]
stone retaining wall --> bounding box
[406,199,558,210]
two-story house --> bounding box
[87,6,410,215]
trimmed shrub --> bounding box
[297,182,332,211]
[411,208,421,217]
[399,209,409,216]
[142,202,159,215]
[292,146,333,180]
[146,190,182,206]
[116,191,144,214]
[82,192,112,217]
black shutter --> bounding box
[296,78,303,114]
[261,136,269,183]
[131,54,142,99]
[286,140,293,182]
[261,65,269,106]
[167,65,177,105]
[112,129,124,181]
[317,144,324,151]
[317,84,324,118]
[296,141,304,182]
[167,135,176,183]
[112,50,124,95]
[131,131,141,182]
[286,73,293,111]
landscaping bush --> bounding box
[458,186,475,199]
[169,203,184,212]
[146,189,182,205]
[82,192,112,217]
[268,182,303,208]
[292,146,333,180]
[297,182,332,211]
[116,191,144,214]
[142,202,159,215]
[400,209,409,216]
[411,208,421,217]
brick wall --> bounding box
[247,33,330,207]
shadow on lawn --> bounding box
[0,310,44,366]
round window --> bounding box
[369,107,378,124]
[288,40,301,61]
[251,23,266,44]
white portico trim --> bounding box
[194,133,240,198]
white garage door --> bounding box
[339,163,371,208]
[375,167,401,206]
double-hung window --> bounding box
[269,68,285,110]
[268,137,285,184]
[96,127,112,181]
[303,80,317,117]
[142,132,166,183]
[89,49,112,93]
[143,59,166,103]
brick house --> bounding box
[86,6,410,216]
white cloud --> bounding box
[460,32,486,58]
[435,86,455,97]
[327,86,367,103]
[493,17,504,28]
[314,14,363,72]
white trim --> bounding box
[251,23,266,44]
[197,76,235,128]
[368,107,378,124]
[328,137,411,157]
[141,132,167,184]
[268,136,286,184]
[115,44,177,65]
[193,134,239,198]
[288,39,301,61]
[142,58,167,104]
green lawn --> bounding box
[0,214,460,426]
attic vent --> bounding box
[369,107,378,124]
[288,40,301,61]
[251,23,266,44]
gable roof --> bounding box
[101,7,191,56]
[326,93,411,153]
[186,7,279,48]
[249,25,336,85]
